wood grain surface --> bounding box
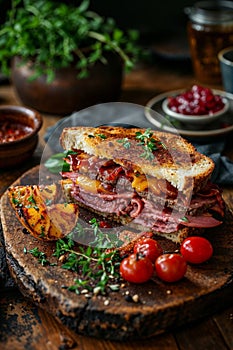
[1,165,233,342]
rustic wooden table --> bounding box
[0,60,233,350]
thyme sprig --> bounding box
[25,219,123,295]
[88,218,123,249]
[53,234,121,295]
[28,247,50,266]
[135,128,157,160]
[117,137,131,149]
[55,219,123,294]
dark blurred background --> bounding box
[2,0,226,63]
[90,0,194,37]
[0,0,195,36]
[90,0,197,59]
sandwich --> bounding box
[60,126,225,243]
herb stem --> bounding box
[88,31,131,66]
[62,247,99,262]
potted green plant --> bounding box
[0,0,140,114]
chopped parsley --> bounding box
[96,133,107,139]
[12,196,21,206]
[180,216,189,222]
[28,195,36,205]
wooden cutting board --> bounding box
[1,166,233,341]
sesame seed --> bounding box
[132,294,139,303]
[93,286,101,295]
[85,294,91,299]
[81,289,89,294]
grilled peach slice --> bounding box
[8,184,79,241]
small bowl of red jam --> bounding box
[162,85,229,128]
[0,105,43,168]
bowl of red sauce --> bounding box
[162,85,229,128]
[0,105,43,168]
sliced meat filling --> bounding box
[62,151,224,233]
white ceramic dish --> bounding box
[145,89,233,139]
[162,95,229,128]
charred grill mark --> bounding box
[17,208,24,218]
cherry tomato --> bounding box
[180,236,213,264]
[155,253,187,282]
[134,238,163,263]
[120,253,154,283]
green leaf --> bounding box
[44,152,71,174]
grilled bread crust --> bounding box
[60,126,214,193]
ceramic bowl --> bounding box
[218,46,233,94]
[11,54,123,115]
[162,94,229,128]
[0,105,43,168]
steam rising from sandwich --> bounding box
[60,126,224,243]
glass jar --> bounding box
[185,1,233,84]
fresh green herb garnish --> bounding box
[12,196,21,206]
[135,128,157,160]
[139,146,155,161]
[28,195,36,205]
[40,226,45,238]
[159,141,167,150]
[24,217,123,295]
[180,216,189,222]
[135,128,153,141]
[88,218,123,249]
[96,134,107,139]
[27,195,39,210]
[53,219,123,294]
[28,247,49,266]
[53,234,121,295]
[44,151,77,174]
[45,199,52,206]
[117,138,131,149]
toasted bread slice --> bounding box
[60,126,214,193]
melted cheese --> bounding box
[76,174,101,193]
[131,173,163,195]
[76,172,162,196]
[131,173,148,192]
